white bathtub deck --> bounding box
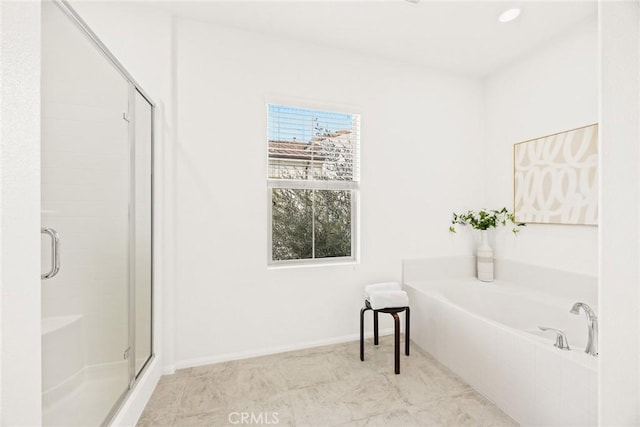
[404,275,598,426]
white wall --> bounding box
[598,1,640,424]
[70,3,603,376]
[483,17,599,276]
[174,19,484,366]
[0,1,42,425]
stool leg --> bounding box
[374,311,379,345]
[392,312,400,374]
[405,307,410,356]
[360,307,368,361]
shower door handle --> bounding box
[41,228,60,279]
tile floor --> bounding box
[137,337,517,426]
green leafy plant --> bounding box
[449,207,525,235]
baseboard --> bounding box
[170,328,395,372]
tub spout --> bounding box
[539,326,571,350]
[570,302,598,356]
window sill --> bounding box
[267,259,358,270]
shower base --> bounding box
[43,361,129,426]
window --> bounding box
[268,104,360,264]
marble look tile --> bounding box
[171,409,231,427]
[410,390,518,427]
[340,409,421,427]
[360,337,413,376]
[141,341,514,427]
[338,374,406,421]
[178,375,239,416]
[333,341,360,355]
[234,391,296,426]
[460,391,518,426]
[186,360,238,380]
[287,382,353,426]
[173,408,292,427]
[326,350,376,381]
[237,353,283,370]
[386,356,470,408]
[408,341,431,357]
[237,363,288,400]
[277,352,339,390]
[142,377,188,416]
[157,368,191,384]
[326,342,358,362]
[136,411,175,427]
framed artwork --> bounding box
[513,123,598,225]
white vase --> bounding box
[477,230,494,282]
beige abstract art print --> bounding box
[513,124,598,225]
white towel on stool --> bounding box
[369,290,409,310]
[364,282,401,299]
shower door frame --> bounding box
[49,0,156,424]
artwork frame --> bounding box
[513,123,599,225]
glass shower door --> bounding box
[133,89,153,377]
[41,1,131,425]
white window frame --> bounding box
[266,103,360,266]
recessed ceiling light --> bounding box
[406,0,420,4]
[498,8,521,23]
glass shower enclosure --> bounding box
[40,1,153,425]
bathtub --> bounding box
[403,257,598,426]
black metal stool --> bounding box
[359,299,410,374]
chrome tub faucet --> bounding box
[539,326,571,350]
[570,302,598,356]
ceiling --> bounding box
[155,0,597,78]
